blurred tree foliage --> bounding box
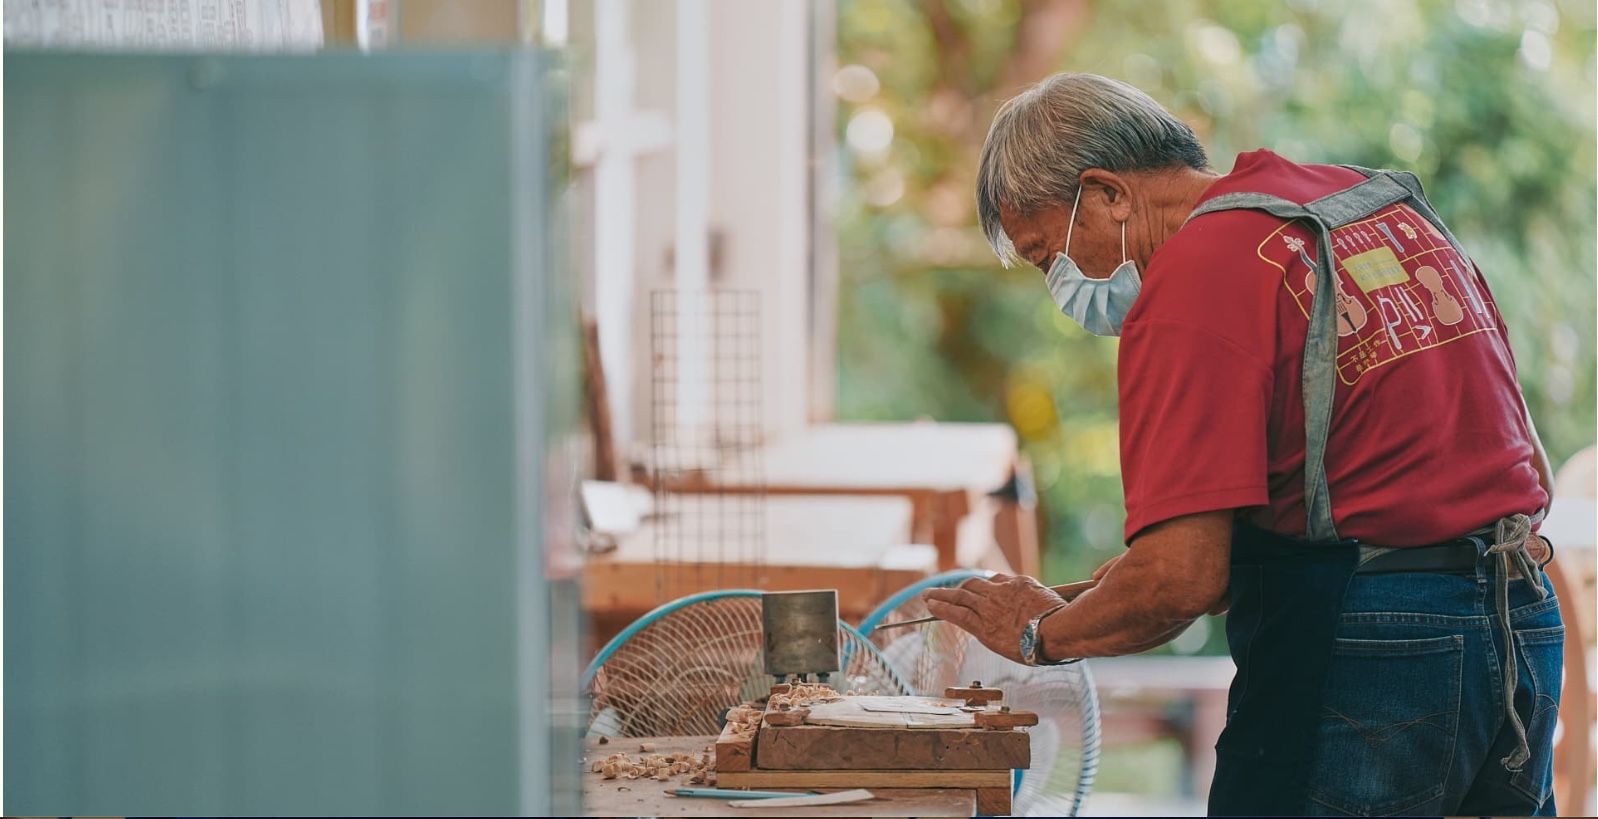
[834,0,1596,651]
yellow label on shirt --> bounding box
[1342,246,1409,292]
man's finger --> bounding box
[923,587,983,609]
[958,575,999,592]
[925,597,982,633]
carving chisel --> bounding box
[870,578,1099,631]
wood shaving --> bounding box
[767,682,842,711]
[724,704,764,737]
[588,749,712,784]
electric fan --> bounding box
[862,571,1101,816]
[584,590,911,738]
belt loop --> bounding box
[1465,535,1489,580]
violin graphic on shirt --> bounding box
[1415,265,1464,326]
[1291,242,1369,337]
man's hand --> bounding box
[921,574,1064,664]
[926,511,1235,662]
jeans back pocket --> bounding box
[1305,633,1464,816]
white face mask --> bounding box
[1044,186,1142,337]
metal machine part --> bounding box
[761,590,841,678]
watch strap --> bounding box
[1022,603,1070,666]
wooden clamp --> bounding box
[945,681,1004,707]
[974,707,1039,730]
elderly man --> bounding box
[925,73,1563,816]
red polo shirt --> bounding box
[1118,149,1546,545]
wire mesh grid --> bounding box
[587,595,911,738]
[649,290,766,604]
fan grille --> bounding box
[588,595,910,738]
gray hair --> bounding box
[976,73,1208,266]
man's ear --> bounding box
[1078,168,1134,222]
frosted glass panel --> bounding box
[4,51,570,815]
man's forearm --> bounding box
[1038,511,1233,660]
[1038,574,1203,659]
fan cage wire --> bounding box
[862,572,1101,817]
[585,591,911,739]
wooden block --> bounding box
[757,725,1029,770]
[976,786,1013,815]
[713,721,753,772]
[762,707,809,727]
[769,683,792,696]
[974,710,1039,730]
[716,768,1013,789]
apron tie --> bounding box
[1485,513,1546,772]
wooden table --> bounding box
[583,494,937,646]
[665,422,1038,575]
[582,736,978,817]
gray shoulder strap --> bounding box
[1181,191,1340,542]
[1302,173,1412,228]
[1340,163,1471,257]
[1185,191,1313,225]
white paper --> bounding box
[804,696,977,729]
[859,699,960,716]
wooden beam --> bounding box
[975,786,1013,816]
[755,724,1028,771]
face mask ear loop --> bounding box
[1120,219,1128,264]
[1064,185,1084,256]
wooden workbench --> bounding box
[663,422,1038,574]
[582,736,978,817]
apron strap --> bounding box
[1303,172,1413,228]
[1183,168,1469,544]
[1186,192,1341,542]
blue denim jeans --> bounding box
[1301,546,1564,816]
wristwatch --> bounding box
[1020,603,1080,666]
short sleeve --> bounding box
[1118,319,1273,542]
